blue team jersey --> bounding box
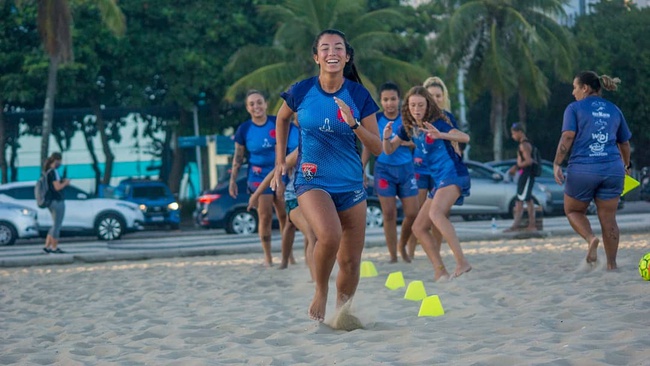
[376,112,412,165]
[234,115,279,180]
[562,96,632,175]
[398,116,468,180]
[281,76,379,192]
[413,111,458,173]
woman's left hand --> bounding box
[333,97,355,127]
[423,122,442,139]
[553,164,565,185]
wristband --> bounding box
[350,119,361,130]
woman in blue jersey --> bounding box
[406,77,458,259]
[553,71,632,270]
[272,29,382,322]
[362,82,419,263]
[384,86,471,281]
[230,90,294,267]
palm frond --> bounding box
[224,63,301,104]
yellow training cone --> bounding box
[404,280,427,301]
[622,175,640,196]
[418,295,445,317]
[360,261,378,278]
[385,271,405,290]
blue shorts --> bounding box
[415,172,435,190]
[374,162,418,198]
[285,198,299,215]
[295,185,367,212]
[565,171,623,202]
[427,175,471,205]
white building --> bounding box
[565,0,649,17]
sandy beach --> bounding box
[1,233,649,365]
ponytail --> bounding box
[576,71,621,94]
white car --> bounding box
[0,182,145,240]
[0,202,39,245]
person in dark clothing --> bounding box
[505,123,537,232]
[42,152,70,254]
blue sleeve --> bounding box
[281,78,313,112]
[234,122,249,145]
[433,118,453,133]
[397,125,410,141]
[562,104,577,132]
[358,88,379,120]
[445,111,459,129]
[616,108,632,143]
[287,123,300,153]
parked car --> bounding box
[451,160,552,221]
[486,159,623,215]
[0,202,39,245]
[107,179,180,230]
[0,182,145,240]
[486,159,565,214]
[195,165,387,234]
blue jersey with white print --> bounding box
[412,111,458,174]
[234,116,278,180]
[281,76,379,192]
[562,96,631,175]
[398,117,467,180]
[376,112,412,165]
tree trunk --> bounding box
[491,91,504,161]
[41,54,59,163]
[518,91,527,129]
[81,119,102,194]
[168,128,184,195]
[10,136,18,182]
[91,103,115,185]
[0,98,7,184]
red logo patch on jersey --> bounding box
[378,178,389,190]
[425,135,435,144]
[414,157,423,166]
[252,166,262,175]
[301,163,317,181]
[252,182,261,188]
[336,107,355,123]
[415,173,421,180]
[269,129,276,139]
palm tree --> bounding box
[437,0,574,161]
[18,0,125,163]
[225,0,429,108]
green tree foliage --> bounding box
[573,0,650,167]
[437,0,574,161]
[225,0,430,109]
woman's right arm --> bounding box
[229,143,245,198]
[272,102,294,191]
[553,130,575,185]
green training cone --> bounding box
[418,295,445,317]
[360,261,378,278]
[385,271,405,290]
[404,280,427,301]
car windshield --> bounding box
[132,186,168,199]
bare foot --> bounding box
[453,263,472,278]
[586,237,599,264]
[308,290,327,322]
[606,261,618,271]
[389,257,398,264]
[434,265,450,282]
[399,246,411,263]
[525,226,537,232]
[278,262,288,270]
[503,227,520,233]
[289,255,297,265]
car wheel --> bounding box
[226,208,258,235]
[366,201,384,228]
[0,221,17,246]
[95,213,125,241]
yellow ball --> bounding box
[639,253,650,281]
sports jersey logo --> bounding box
[252,182,261,188]
[269,129,276,139]
[301,163,318,181]
[415,173,421,180]
[252,166,263,175]
[262,138,272,148]
[319,118,334,133]
[378,178,389,190]
[425,135,435,144]
[337,107,355,123]
[414,157,423,166]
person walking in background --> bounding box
[230,90,297,267]
[384,86,471,281]
[504,123,537,232]
[249,148,317,282]
[362,82,418,263]
[407,76,459,258]
[553,71,632,270]
[272,29,381,322]
[43,152,70,254]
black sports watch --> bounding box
[350,119,361,130]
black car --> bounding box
[195,166,389,234]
